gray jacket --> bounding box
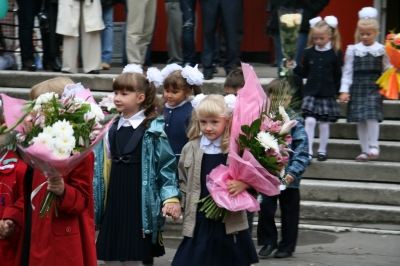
[178,138,248,237]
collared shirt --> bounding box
[315,41,332,51]
[165,99,188,110]
[117,110,146,130]
[200,135,222,154]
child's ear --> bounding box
[137,93,146,104]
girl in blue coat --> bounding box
[96,72,182,265]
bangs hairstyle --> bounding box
[113,72,159,128]
[224,69,245,90]
[355,18,379,43]
[163,70,202,95]
[306,20,342,53]
[187,94,232,153]
[30,77,74,100]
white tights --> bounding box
[357,119,380,153]
[305,117,330,155]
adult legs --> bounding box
[101,5,114,65]
[81,7,102,73]
[180,0,197,66]
[278,188,300,253]
[166,2,183,64]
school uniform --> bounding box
[294,42,342,122]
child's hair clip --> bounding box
[146,67,164,88]
[62,82,86,98]
[122,63,143,74]
[182,64,204,86]
[358,7,378,19]
[161,63,183,79]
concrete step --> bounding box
[299,200,400,223]
[300,179,400,206]
[304,159,400,183]
[312,139,400,162]
[315,119,400,141]
[340,100,400,120]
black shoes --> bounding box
[44,61,61,72]
[274,251,292,258]
[317,153,327,161]
[258,244,277,258]
[204,71,213,80]
[142,257,153,266]
[86,70,100,74]
[22,60,37,72]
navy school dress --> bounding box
[172,153,259,266]
[96,122,165,261]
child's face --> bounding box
[358,26,378,46]
[163,85,191,107]
[113,89,145,118]
[224,86,238,96]
[199,116,228,141]
[312,28,332,48]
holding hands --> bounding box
[339,92,350,103]
[0,219,15,239]
[162,202,182,221]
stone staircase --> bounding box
[1,69,399,226]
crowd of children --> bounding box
[0,6,396,266]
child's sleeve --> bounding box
[339,45,355,93]
[155,133,181,202]
[177,144,190,210]
[285,121,310,180]
[56,152,94,215]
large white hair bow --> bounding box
[122,63,143,74]
[146,67,164,88]
[309,16,338,28]
[358,7,378,19]
[182,64,204,86]
[161,63,183,79]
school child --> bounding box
[161,63,203,181]
[287,15,342,162]
[0,77,98,266]
[339,7,391,162]
[257,79,310,259]
[96,72,182,265]
[0,106,28,266]
[224,69,244,96]
[172,94,259,266]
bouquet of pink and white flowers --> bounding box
[99,92,118,115]
[1,90,113,217]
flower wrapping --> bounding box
[377,37,400,100]
[1,91,115,217]
[278,7,303,61]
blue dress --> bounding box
[172,153,259,266]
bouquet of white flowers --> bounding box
[278,7,303,61]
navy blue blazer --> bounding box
[294,47,342,97]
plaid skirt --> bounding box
[301,96,340,122]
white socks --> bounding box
[305,117,330,155]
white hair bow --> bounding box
[181,64,204,86]
[146,67,164,88]
[358,7,378,19]
[122,63,143,74]
[309,16,338,28]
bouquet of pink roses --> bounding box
[197,63,297,222]
[1,88,114,217]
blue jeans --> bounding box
[180,0,197,65]
[272,30,308,86]
[101,5,114,64]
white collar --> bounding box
[117,110,146,130]
[200,135,223,154]
[315,41,332,51]
[165,99,188,110]
[355,41,382,51]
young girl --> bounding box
[288,16,342,162]
[0,106,28,266]
[0,77,97,266]
[339,7,391,162]
[161,63,203,180]
[172,94,258,266]
[96,72,182,265]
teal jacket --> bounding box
[94,116,181,244]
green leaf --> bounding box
[250,118,261,133]
[241,125,251,135]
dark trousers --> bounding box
[257,188,300,253]
[16,0,53,63]
[199,0,241,74]
[180,0,197,65]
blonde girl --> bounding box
[339,7,391,162]
[288,16,342,162]
[172,94,258,266]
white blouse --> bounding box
[339,42,392,93]
[200,135,223,154]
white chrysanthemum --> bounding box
[54,133,76,152]
[90,103,105,121]
[52,147,71,159]
[224,94,236,114]
[36,92,57,105]
[33,104,41,112]
[32,132,55,150]
[51,119,74,136]
[43,126,55,137]
[255,131,279,151]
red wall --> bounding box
[114,0,373,54]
